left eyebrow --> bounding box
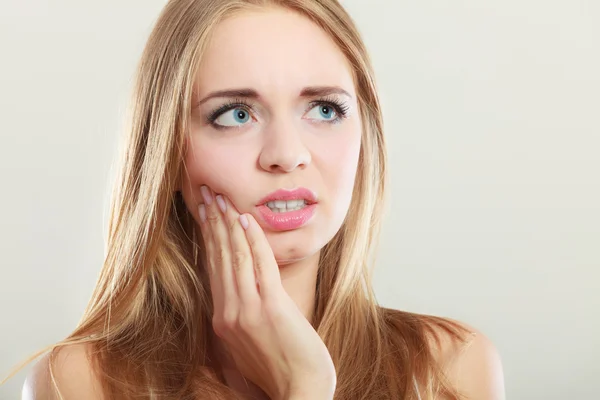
[194,85,353,107]
[299,86,352,99]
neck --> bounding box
[275,251,320,323]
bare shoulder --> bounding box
[22,343,105,400]
[431,319,506,400]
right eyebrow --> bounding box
[195,88,259,107]
[194,85,353,107]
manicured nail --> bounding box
[239,214,249,230]
[200,185,212,205]
[199,204,206,222]
[216,195,226,213]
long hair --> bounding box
[4,1,470,398]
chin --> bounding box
[274,256,308,266]
[266,228,325,266]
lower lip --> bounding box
[257,204,317,231]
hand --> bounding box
[197,186,336,400]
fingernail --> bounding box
[200,185,212,205]
[216,195,226,213]
[239,214,249,230]
[199,204,206,222]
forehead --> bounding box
[194,7,356,97]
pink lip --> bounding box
[256,188,318,232]
[257,187,318,206]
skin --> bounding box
[181,8,362,325]
[178,7,362,398]
[196,190,337,399]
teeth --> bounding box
[266,199,307,212]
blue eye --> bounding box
[213,108,251,127]
[206,97,350,130]
[306,104,337,121]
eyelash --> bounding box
[205,95,351,129]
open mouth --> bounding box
[256,187,318,230]
[264,199,308,213]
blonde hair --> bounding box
[4,0,469,398]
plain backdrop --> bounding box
[1,1,598,399]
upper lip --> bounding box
[257,187,318,206]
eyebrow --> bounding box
[194,86,353,107]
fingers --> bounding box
[240,213,282,300]
[198,202,223,312]
[198,185,282,310]
[199,186,237,314]
[217,195,261,307]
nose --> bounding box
[258,120,311,173]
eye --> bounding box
[305,103,338,121]
[213,107,252,127]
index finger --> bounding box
[239,213,282,300]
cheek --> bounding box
[314,127,361,201]
[183,138,252,197]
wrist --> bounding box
[286,380,336,400]
[287,393,333,400]
[281,367,336,400]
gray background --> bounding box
[1,1,598,399]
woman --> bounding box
[16,0,505,398]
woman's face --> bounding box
[181,7,362,265]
